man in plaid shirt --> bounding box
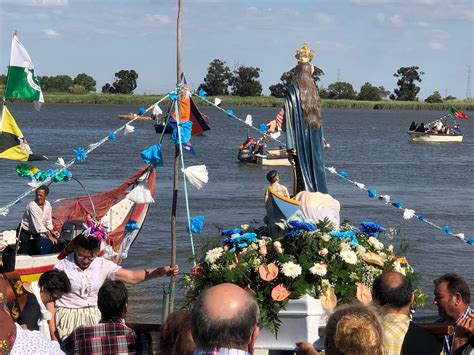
[191,283,260,355]
[62,280,148,354]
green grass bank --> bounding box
[41,93,474,111]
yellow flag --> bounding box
[0,105,31,161]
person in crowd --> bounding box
[295,303,383,355]
[62,280,147,354]
[455,313,474,355]
[372,271,442,355]
[454,124,462,135]
[267,42,328,194]
[264,169,290,204]
[19,269,70,340]
[0,276,64,355]
[191,283,260,355]
[433,273,472,355]
[409,121,417,131]
[53,221,179,339]
[159,309,195,355]
[415,122,426,132]
[18,185,62,255]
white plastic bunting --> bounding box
[182,165,209,190]
[124,124,135,135]
[126,180,155,204]
[214,97,222,106]
[245,114,253,126]
[152,104,163,117]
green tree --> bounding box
[74,73,96,92]
[230,65,262,96]
[327,81,357,100]
[357,82,382,101]
[389,66,424,101]
[0,74,6,85]
[378,86,390,99]
[269,66,324,98]
[425,91,443,103]
[444,95,457,101]
[102,69,138,94]
[199,59,232,96]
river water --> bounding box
[0,103,472,323]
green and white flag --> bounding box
[4,34,44,110]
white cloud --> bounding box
[428,41,444,49]
[415,21,430,27]
[430,29,450,40]
[2,0,68,6]
[376,12,385,24]
[144,14,170,24]
[388,14,404,26]
[314,13,334,26]
[43,29,60,38]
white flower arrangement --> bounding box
[281,261,302,278]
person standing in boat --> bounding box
[51,219,179,339]
[18,185,61,256]
[267,42,328,195]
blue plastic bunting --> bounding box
[182,142,196,155]
[368,189,377,198]
[339,171,349,178]
[141,144,163,167]
[138,107,146,115]
[169,92,178,101]
[258,123,267,133]
[190,216,205,233]
[467,237,474,245]
[171,120,193,145]
[391,201,403,209]
[226,109,234,118]
[108,132,117,141]
[73,147,87,162]
[198,88,207,98]
[417,213,426,221]
[125,220,138,233]
[441,226,451,234]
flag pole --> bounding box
[168,0,182,316]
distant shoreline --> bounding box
[17,93,474,111]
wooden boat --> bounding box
[255,148,291,166]
[264,188,300,228]
[408,132,463,143]
[118,114,154,121]
[14,165,156,282]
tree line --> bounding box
[0,62,455,103]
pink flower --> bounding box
[318,248,329,257]
[259,244,268,256]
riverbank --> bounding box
[37,93,474,111]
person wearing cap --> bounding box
[267,43,328,195]
[52,219,179,339]
[264,169,290,204]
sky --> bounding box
[0,0,472,100]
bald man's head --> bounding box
[372,271,413,309]
[191,283,260,351]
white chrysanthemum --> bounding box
[378,252,387,259]
[368,237,384,250]
[205,247,223,264]
[310,263,327,276]
[321,279,331,288]
[339,242,351,251]
[340,249,358,265]
[321,233,331,242]
[356,245,367,255]
[281,261,302,278]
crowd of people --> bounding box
[408,120,462,135]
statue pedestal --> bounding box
[255,295,329,350]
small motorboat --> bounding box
[408,132,463,143]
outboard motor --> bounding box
[238,149,254,162]
[59,220,86,242]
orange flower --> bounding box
[259,263,279,281]
[320,286,337,311]
[271,283,291,301]
[356,282,372,305]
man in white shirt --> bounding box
[18,186,59,255]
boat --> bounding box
[407,107,467,143]
[255,148,291,166]
[14,165,156,282]
[118,114,154,121]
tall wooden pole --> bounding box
[168,0,182,316]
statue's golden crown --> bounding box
[294,42,314,64]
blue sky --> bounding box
[0,0,472,100]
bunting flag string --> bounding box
[0,94,172,217]
[191,90,286,146]
[325,166,473,246]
